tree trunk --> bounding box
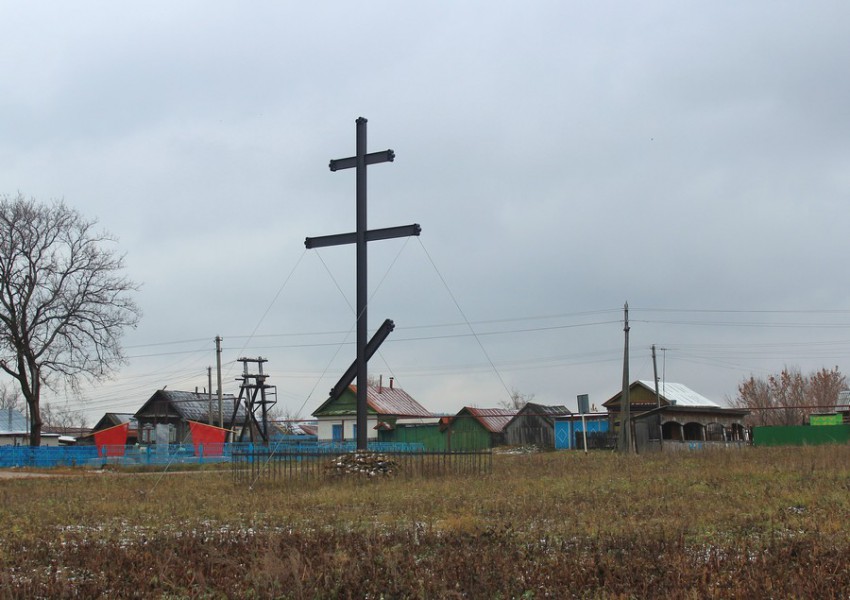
[28,398,41,446]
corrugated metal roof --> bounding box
[110,413,137,425]
[298,423,318,437]
[524,403,572,417]
[136,390,248,423]
[351,384,433,417]
[638,381,721,408]
[0,408,28,435]
[463,407,518,433]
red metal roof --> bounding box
[462,407,518,433]
[350,384,433,418]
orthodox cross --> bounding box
[305,117,421,450]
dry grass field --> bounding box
[2,445,850,598]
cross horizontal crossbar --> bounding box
[329,149,395,172]
[304,223,421,249]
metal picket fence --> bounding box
[231,445,493,484]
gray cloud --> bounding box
[2,1,850,419]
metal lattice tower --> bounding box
[229,357,277,444]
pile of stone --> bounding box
[325,451,401,478]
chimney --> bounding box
[378,375,383,393]
[389,377,394,390]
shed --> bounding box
[448,407,517,450]
[503,403,572,448]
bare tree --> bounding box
[41,402,89,431]
[735,367,847,426]
[0,381,23,412]
[0,195,141,445]
[808,366,847,411]
[500,387,535,410]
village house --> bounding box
[604,380,749,452]
[312,379,433,442]
[133,389,248,445]
[503,402,572,449]
[0,407,61,446]
[77,412,139,445]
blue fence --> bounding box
[0,440,426,469]
[0,445,99,468]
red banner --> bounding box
[189,421,227,456]
[94,422,129,456]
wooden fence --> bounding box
[231,447,492,484]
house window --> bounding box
[142,425,153,444]
[352,424,357,440]
[332,424,343,441]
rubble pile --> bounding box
[325,451,401,478]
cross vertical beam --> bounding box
[355,117,369,453]
[305,117,420,450]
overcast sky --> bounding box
[3,2,850,423]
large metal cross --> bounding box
[305,117,421,450]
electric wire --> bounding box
[223,249,308,379]
[416,238,515,403]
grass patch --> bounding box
[2,446,850,597]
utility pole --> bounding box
[618,302,633,454]
[215,336,223,430]
[651,344,660,408]
[208,366,213,425]
[652,344,663,448]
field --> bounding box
[2,446,850,599]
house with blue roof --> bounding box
[1,407,61,446]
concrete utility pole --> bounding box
[305,117,420,450]
[652,344,661,408]
[618,303,633,454]
[208,366,213,425]
[652,343,663,447]
[215,335,223,429]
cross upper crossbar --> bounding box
[329,150,395,172]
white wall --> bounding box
[316,417,379,441]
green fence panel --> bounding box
[753,424,850,446]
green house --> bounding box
[445,407,517,450]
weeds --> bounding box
[1,446,850,597]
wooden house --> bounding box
[447,407,517,450]
[79,412,139,445]
[503,403,572,449]
[133,390,248,445]
[312,381,433,442]
[604,380,749,452]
